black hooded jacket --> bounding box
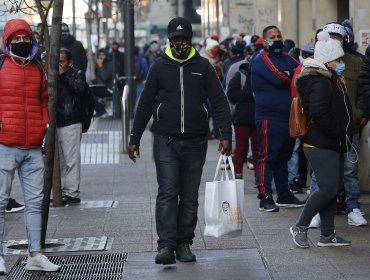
[56,67,87,127]
[61,34,88,73]
[295,62,353,153]
[129,48,232,145]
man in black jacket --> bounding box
[61,23,87,73]
[128,17,232,265]
[57,48,87,205]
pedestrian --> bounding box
[93,48,113,117]
[57,48,86,206]
[290,30,353,248]
[133,46,149,106]
[61,23,88,73]
[0,18,60,274]
[226,60,258,180]
[323,22,368,226]
[128,17,232,265]
[251,25,304,212]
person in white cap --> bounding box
[323,22,368,227]
[290,30,353,248]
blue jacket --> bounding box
[251,50,299,121]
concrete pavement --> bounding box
[2,118,370,279]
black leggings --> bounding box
[297,147,343,236]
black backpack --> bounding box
[80,78,95,133]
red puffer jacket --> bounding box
[0,19,50,148]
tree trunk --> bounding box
[86,0,95,82]
[41,0,64,248]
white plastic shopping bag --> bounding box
[204,155,244,238]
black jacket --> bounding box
[56,67,87,127]
[129,50,232,145]
[94,59,113,89]
[358,45,370,114]
[226,62,255,126]
[61,35,88,73]
[296,64,353,153]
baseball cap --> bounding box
[167,17,193,39]
[323,22,346,38]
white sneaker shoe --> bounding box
[24,254,60,272]
[309,213,321,228]
[348,208,368,226]
[0,256,7,275]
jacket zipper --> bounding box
[180,66,185,133]
[203,103,208,120]
[163,60,196,134]
[156,103,162,121]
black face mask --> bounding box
[267,40,284,54]
[170,42,191,59]
[10,42,32,58]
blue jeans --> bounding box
[0,144,44,254]
[310,171,318,194]
[288,138,300,182]
[153,134,207,249]
[343,133,360,211]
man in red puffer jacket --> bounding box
[0,19,60,274]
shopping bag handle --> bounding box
[213,155,236,181]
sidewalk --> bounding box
[2,117,370,279]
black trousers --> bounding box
[153,134,207,249]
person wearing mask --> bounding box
[322,22,368,226]
[251,25,304,212]
[128,17,232,265]
[56,48,87,206]
[290,30,353,248]
[222,39,246,87]
[0,18,60,274]
[61,23,87,73]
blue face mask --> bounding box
[336,63,346,76]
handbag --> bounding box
[204,155,244,238]
[289,96,308,138]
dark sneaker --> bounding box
[175,243,196,262]
[155,247,176,265]
[276,195,305,208]
[259,195,279,212]
[317,234,351,247]
[290,225,309,248]
[62,196,81,206]
[5,198,25,213]
[289,178,303,194]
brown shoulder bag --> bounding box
[289,97,308,138]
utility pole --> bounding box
[72,0,76,37]
[123,0,135,118]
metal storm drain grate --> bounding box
[6,253,127,280]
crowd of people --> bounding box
[1,14,370,273]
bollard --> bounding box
[121,85,130,153]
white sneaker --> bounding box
[348,208,368,226]
[24,254,60,272]
[309,213,321,228]
[0,256,7,275]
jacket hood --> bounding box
[2,19,38,59]
[295,57,332,88]
[61,34,76,46]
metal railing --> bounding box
[121,85,130,154]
